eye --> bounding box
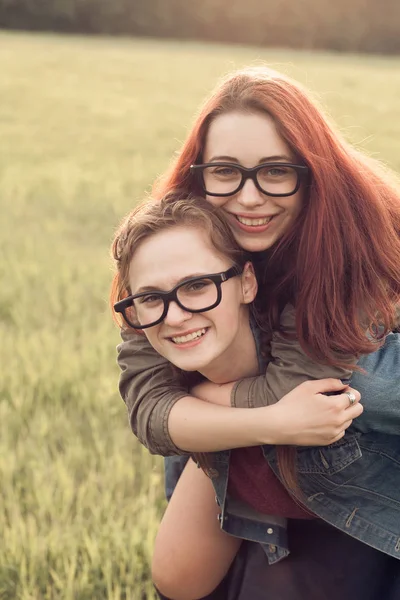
[189,281,207,291]
[138,294,162,304]
[179,278,215,296]
[211,166,239,178]
[258,165,295,181]
[267,167,289,176]
[184,280,211,292]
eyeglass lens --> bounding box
[125,277,219,328]
[202,164,298,195]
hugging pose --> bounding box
[111,66,400,600]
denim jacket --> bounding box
[165,330,400,564]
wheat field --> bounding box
[0,30,399,599]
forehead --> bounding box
[128,225,231,292]
[203,110,293,164]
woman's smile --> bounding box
[203,111,304,252]
[167,327,209,348]
[128,225,257,376]
[227,211,278,233]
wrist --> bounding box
[250,404,284,446]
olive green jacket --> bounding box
[117,305,352,456]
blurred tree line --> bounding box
[1,0,399,54]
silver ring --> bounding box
[345,391,357,406]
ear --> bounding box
[241,261,258,304]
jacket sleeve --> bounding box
[231,304,354,409]
[117,328,190,456]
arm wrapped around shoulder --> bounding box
[232,304,354,409]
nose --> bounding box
[164,301,192,327]
[236,179,266,209]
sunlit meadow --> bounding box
[0,30,399,599]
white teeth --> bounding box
[172,329,207,344]
[236,216,272,226]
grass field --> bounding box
[1,30,399,599]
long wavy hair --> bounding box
[150,66,400,492]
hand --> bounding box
[265,379,363,446]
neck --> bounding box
[198,310,260,384]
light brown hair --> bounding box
[111,193,247,318]
[110,193,252,477]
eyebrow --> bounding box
[208,154,294,164]
[133,272,213,295]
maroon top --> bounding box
[228,447,314,519]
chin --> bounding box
[240,242,273,253]
[173,356,212,373]
[174,363,203,373]
[234,235,275,253]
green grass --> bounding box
[0,30,399,599]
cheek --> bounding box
[144,328,161,352]
[212,300,242,336]
[205,194,229,209]
[290,189,304,217]
[277,192,303,230]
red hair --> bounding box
[153,66,400,364]
[150,67,400,492]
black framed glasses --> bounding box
[190,162,309,198]
[114,265,243,330]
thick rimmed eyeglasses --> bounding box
[114,265,243,330]
[190,162,309,198]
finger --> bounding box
[340,418,353,431]
[319,390,359,410]
[337,402,363,426]
[333,389,361,410]
[328,430,346,444]
[307,378,347,394]
[347,402,363,418]
[345,386,361,398]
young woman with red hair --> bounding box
[116,67,400,599]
